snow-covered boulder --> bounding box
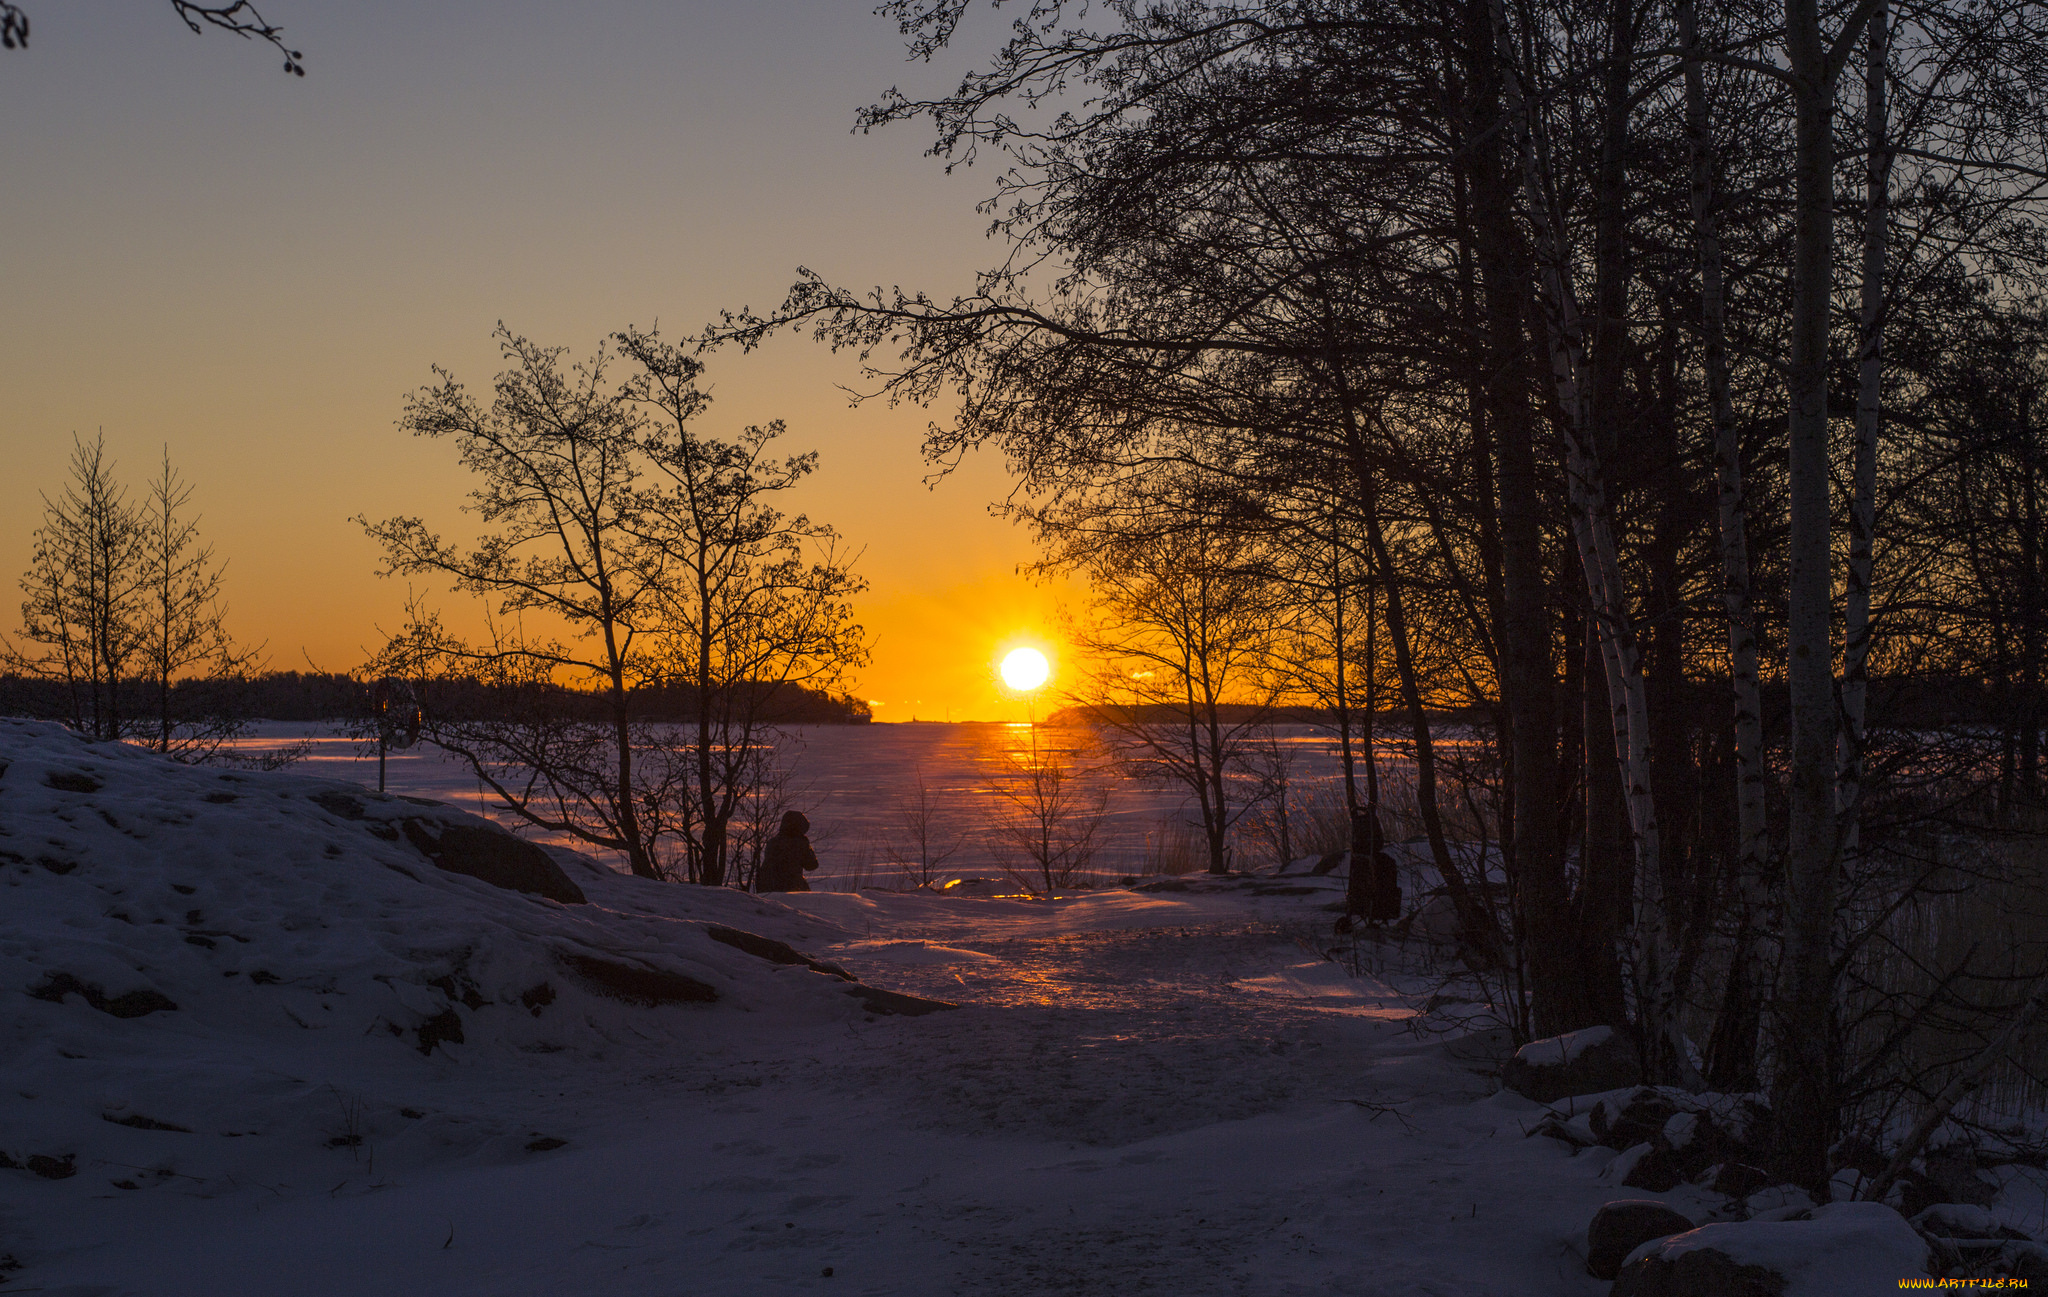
[1613,1201,1931,1296]
[1911,1204,2048,1285]
[1532,1085,1771,1194]
[1588,1200,1694,1279]
[1500,1025,1639,1102]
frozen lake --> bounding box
[232,721,1382,887]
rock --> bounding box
[1530,1110,1599,1149]
[1589,1200,1696,1279]
[1605,1143,1654,1184]
[1828,1168,1870,1203]
[427,972,488,1010]
[27,971,177,1018]
[1623,1145,1690,1193]
[44,770,101,793]
[312,790,367,819]
[1893,1168,1949,1220]
[703,925,854,979]
[1309,851,1345,876]
[102,1112,192,1132]
[1831,1134,1887,1179]
[1910,1203,2028,1241]
[401,819,587,905]
[1743,1184,1816,1220]
[1592,1089,1681,1149]
[556,952,717,1006]
[1922,1148,1997,1208]
[1708,1162,1773,1199]
[1910,1202,2038,1280]
[1613,1246,1788,1296]
[2011,1241,2048,1284]
[25,1154,75,1180]
[1501,1026,1640,1103]
[1662,1111,1699,1149]
[415,1006,465,1054]
[1615,1201,1929,1297]
[845,985,959,1017]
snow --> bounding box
[0,719,1912,1294]
[1622,1201,1930,1293]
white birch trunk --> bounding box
[1489,0,1695,1086]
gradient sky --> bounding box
[0,1,1070,720]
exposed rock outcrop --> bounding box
[401,819,587,905]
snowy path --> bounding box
[15,886,1623,1296]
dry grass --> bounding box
[1138,820,1204,876]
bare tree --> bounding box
[891,763,964,888]
[363,327,674,878]
[6,435,262,758]
[1058,490,1285,875]
[364,324,866,885]
[984,726,1108,893]
[712,0,2048,1198]
[133,449,263,760]
[6,434,146,741]
[1237,726,1302,874]
[615,326,868,888]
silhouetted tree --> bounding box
[1052,474,1285,875]
[616,326,868,888]
[0,2,304,74]
[5,434,260,758]
[713,0,2048,1197]
[6,435,145,741]
[364,325,865,886]
[134,449,263,758]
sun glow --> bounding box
[999,646,1051,692]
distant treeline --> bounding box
[0,672,873,726]
[1046,676,2017,733]
[1047,702,1365,727]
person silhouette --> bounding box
[755,811,820,893]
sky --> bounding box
[0,0,1070,721]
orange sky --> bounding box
[0,2,1073,721]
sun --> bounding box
[999,646,1051,692]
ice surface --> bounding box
[224,721,1428,886]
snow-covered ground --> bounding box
[0,719,1945,1294]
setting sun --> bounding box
[999,646,1051,692]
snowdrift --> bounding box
[0,719,933,1190]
